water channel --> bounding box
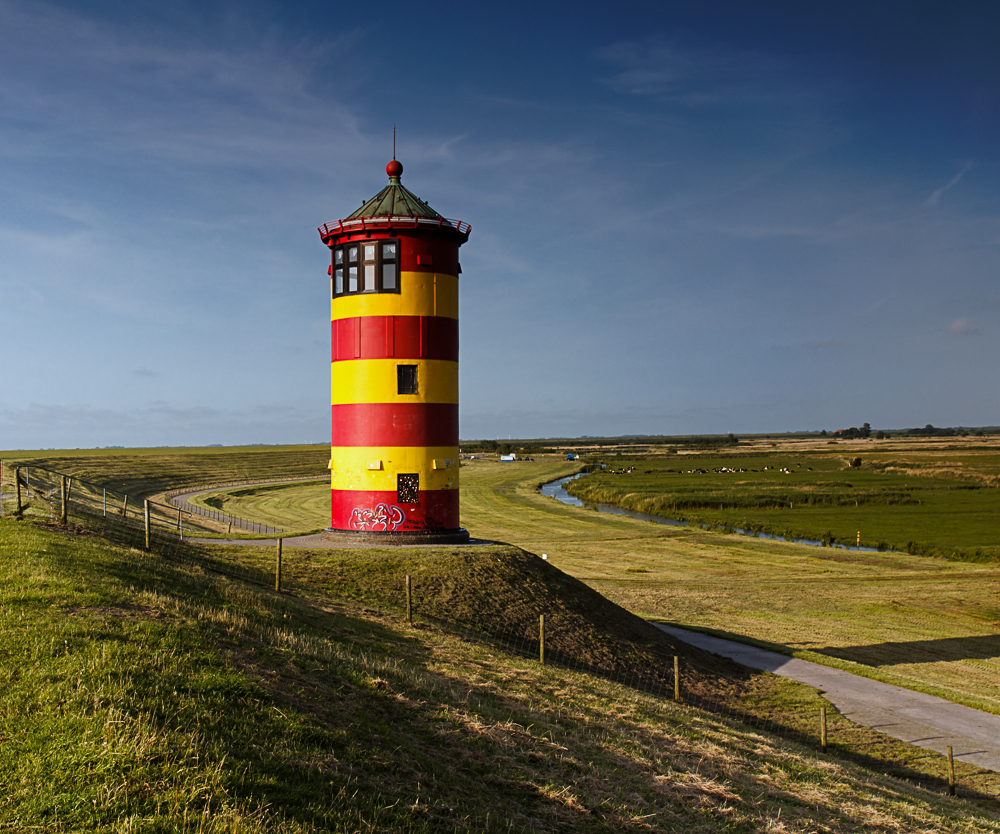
[540,472,886,553]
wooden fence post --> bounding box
[144,500,150,551]
[123,494,129,519]
[177,508,183,539]
[539,615,545,665]
[674,656,680,702]
[103,488,107,517]
[60,475,67,524]
[821,706,828,752]
[406,575,412,624]
[948,745,956,796]
[15,467,22,514]
[275,538,283,592]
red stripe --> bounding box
[332,316,457,362]
[331,403,458,447]
[331,489,459,531]
[398,233,460,274]
[323,230,461,275]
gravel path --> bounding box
[169,480,492,547]
[185,532,495,549]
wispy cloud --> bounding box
[862,295,894,316]
[0,1,365,170]
[0,400,325,449]
[924,162,973,206]
[946,317,978,335]
[768,339,844,353]
[597,38,829,111]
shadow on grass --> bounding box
[816,634,1000,666]
[26,521,691,830]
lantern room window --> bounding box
[332,238,400,297]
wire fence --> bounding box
[162,476,323,535]
[0,460,989,801]
[2,462,276,586]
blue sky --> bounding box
[0,0,997,448]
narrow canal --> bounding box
[540,472,886,553]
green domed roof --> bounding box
[346,160,442,220]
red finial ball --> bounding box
[386,159,403,178]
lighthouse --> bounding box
[319,159,471,542]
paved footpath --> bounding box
[657,624,1000,773]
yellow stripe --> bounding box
[330,446,460,492]
[331,272,458,320]
[331,359,457,405]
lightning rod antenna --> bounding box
[393,125,396,160]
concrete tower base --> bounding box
[321,527,471,546]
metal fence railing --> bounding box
[162,477,324,536]
[2,463,276,586]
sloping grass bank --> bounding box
[4,516,1000,831]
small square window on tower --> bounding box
[397,364,418,395]
[397,473,419,504]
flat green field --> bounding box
[191,453,1000,716]
[567,442,1000,561]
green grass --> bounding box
[16,447,1000,721]
[567,447,1000,561]
[10,443,1000,824]
[4,515,1000,831]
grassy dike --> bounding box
[4,516,1000,832]
[168,455,1000,718]
[2,445,330,502]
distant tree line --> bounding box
[905,424,993,438]
[460,425,999,456]
[460,433,740,456]
[823,423,998,440]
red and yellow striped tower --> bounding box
[318,159,471,542]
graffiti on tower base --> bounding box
[349,503,405,532]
